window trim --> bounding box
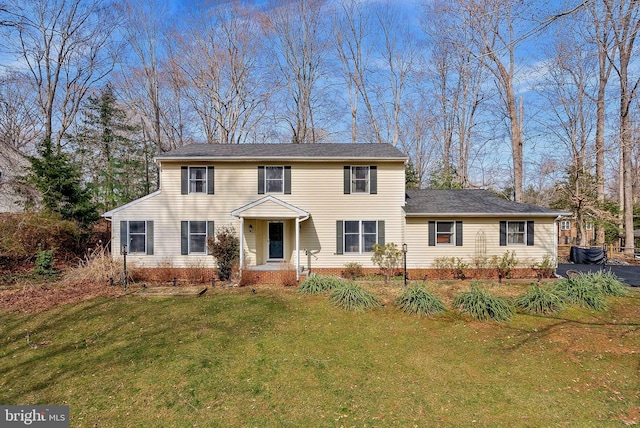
[128,220,147,254]
[350,166,370,194]
[264,165,285,194]
[585,221,593,230]
[181,166,214,195]
[435,220,456,246]
[188,221,208,255]
[560,220,571,231]
[507,220,526,246]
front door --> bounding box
[268,222,284,260]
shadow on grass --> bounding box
[0,292,292,404]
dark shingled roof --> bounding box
[156,142,407,160]
[405,189,566,217]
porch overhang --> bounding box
[231,195,310,220]
[231,196,310,280]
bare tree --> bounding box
[261,0,328,144]
[2,0,118,152]
[171,3,268,145]
[332,0,382,144]
[0,71,43,154]
[604,0,640,255]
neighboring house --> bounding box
[0,145,33,213]
[103,143,567,278]
[557,215,595,247]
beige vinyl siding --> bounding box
[112,160,406,269]
[405,217,558,268]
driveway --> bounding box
[557,263,640,287]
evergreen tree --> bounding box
[71,84,148,212]
[405,159,420,189]
[26,137,99,226]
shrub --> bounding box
[207,225,240,281]
[64,245,124,284]
[453,283,514,322]
[278,263,298,287]
[552,276,607,311]
[371,243,403,282]
[342,262,364,279]
[33,246,56,277]
[535,254,556,278]
[396,284,446,317]
[298,275,345,294]
[514,283,564,315]
[186,259,208,283]
[589,270,627,296]
[329,282,381,312]
[238,269,260,287]
[490,251,518,279]
[431,257,468,279]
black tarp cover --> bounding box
[569,246,606,265]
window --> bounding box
[189,167,207,193]
[428,221,463,246]
[436,221,455,245]
[181,166,214,195]
[340,220,380,253]
[120,220,153,255]
[265,166,284,193]
[128,221,147,253]
[189,221,207,254]
[181,221,214,255]
[344,165,377,194]
[585,221,593,230]
[507,221,526,245]
[351,166,370,193]
[560,220,571,231]
[258,166,291,194]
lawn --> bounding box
[1,282,638,427]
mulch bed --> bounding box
[0,281,125,314]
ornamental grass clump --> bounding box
[297,275,345,294]
[514,283,564,315]
[453,283,513,322]
[590,270,627,296]
[396,284,446,317]
[552,276,607,311]
[329,282,380,312]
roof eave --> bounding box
[155,156,407,163]
[404,211,569,218]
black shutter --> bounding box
[207,166,214,194]
[258,166,265,194]
[499,221,507,246]
[428,221,435,246]
[370,166,377,194]
[344,166,351,194]
[455,221,463,246]
[120,221,128,254]
[284,166,291,194]
[146,221,154,255]
[377,220,385,246]
[527,221,535,246]
[336,221,343,254]
[181,166,188,194]
[207,221,215,254]
[181,221,189,255]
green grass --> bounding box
[1,285,639,426]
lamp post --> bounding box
[122,244,128,291]
[402,243,408,287]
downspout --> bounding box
[296,214,310,281]
[239,217,245,273]
[554,215,562,271]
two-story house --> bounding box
[103,143,566,279]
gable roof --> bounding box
[231,195,310,220]
[404,189,567,218]
[155,143,407,162]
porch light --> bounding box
[249,224,253,233]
